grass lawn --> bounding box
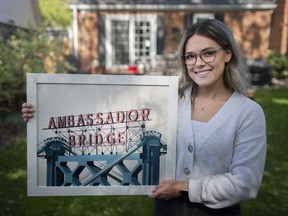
[241,88,288,216]
[0,88,287,216]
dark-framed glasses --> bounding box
[182,47,223,66]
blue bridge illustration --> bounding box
[37,109,167,187]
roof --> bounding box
[0,0,41,28]
[70,0,277,11]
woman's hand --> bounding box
[149,180,182,200]
[21,103,34,122]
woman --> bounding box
[148,19,266,215]
[22,19,266,216]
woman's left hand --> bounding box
[149,180,182,200]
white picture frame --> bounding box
[27,73,178,196]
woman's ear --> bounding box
[225,49,232,63]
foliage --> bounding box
[0,27,75,118]
[38,0,72,28]
[0,88,288,215]
[267,50,288,79]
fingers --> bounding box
[22,103,33,109]
[149,184,164,199]
[149,180,181,200]
[22,113,33,122]
[21,103,34,122]
[149,189,162,199]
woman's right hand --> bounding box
[21,103,34,122]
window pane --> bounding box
[134,21,151,64]
[111,20,129,65]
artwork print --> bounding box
[27,73,178,196]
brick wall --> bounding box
[269,0,288,54]
[225,11,272,59]
[163,11,186,54]
[77,11,99,73]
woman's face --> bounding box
[184,34,231,88]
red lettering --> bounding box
[77,114,85,126]
[48,117,56,129]
[79,134,85,146]
[57,116,66,128]
[141,108,151,121]
[104,112,114,124]
[96,112,103,125]
[95,133,103,146]
[86,114,93,126]
[117,132,125,145]
[67,115,74,127]
[69,135,75,146]
[115,111,125,123]
[88,133,93,145]
[128,109,138,122]
[106,132,114,145]
[66,131,129,146]
[47,109,152,148]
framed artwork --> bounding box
[27,73,178,196]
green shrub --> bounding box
[267,50,288,79]
[0,27,75,120]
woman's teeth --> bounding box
[195,70,211,75]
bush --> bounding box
[267,50,288,79]
[0,27,75,120]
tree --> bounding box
[38,0,72,28]
[0,27,75,118]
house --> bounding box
[0,0,42,38]
[70,0,278,74]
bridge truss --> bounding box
[37,109,167,186]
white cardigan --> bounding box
[176,86,266,209]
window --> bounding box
[193,13,215,23]
[105,14,157,69]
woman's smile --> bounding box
[194,69,212,76]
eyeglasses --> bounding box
[182,47,224,66]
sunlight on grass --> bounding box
[273,98,288,105]
[6,169,26,180]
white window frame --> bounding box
[193,13,215,23]
[105,14,157,69]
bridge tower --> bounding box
[141,131,162,185]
